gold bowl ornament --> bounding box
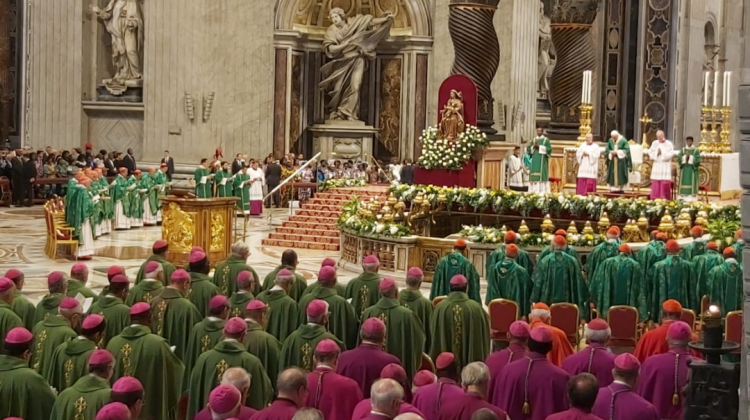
[658,210,675,238]
[582,221,594,236]
[567,221,578,236]
[519,220,530,235]
[598,212,611,235]
[541,214,555,234]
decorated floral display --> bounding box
[337,197,412,238]
[417,125,489,170]
[318,178,367,192]
[459,225,606,247]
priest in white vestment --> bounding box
[507,146,528,191]
[576,133,601,195]
[648,130,675,200]
[247,161,265,215]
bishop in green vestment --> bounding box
[194,160,213,198]
[398,267,433,352]
[486,231,535,286]
[0,279,23,354]
[233,167,251,212]
[429,275,490,369]
[487,245,534,317]
[589,244,647,320]
[605,131,632,191]
[527,128,552,193]
[648,240,693,323]
[430,240,481,303]
[708,248,744,315]
[677,137,701,199]
[139,171,160,220]
[112,169,132,227]
[49,349,114,420]
[243,301,282,390]
[531,235,589,320]
[280,299,344,372]
[345,256,383,320]
[34,271,68,325]
[214,243,261,296]
[255,270,301,342]
[187,252,221,318]
[149,269,202,361]
[182,296,229,393]
[106,303,185,420]
[32,297,82,377]
[537,231,581,264]
[46,313,105,393]
[128,173,145,224]
[637,233,667,312]
[585,228,621,281]
[134,240,176,285]
[5,269,36,330]
[187,317,273,418]
[681,227,707,261]
[261,250,309,301]
[298,267,358,349]
[228,271,256,318]
[215,162,235,197]
[68,263,99,301]
[0,327,57,420]
[126,263,165,306]
[692,243,725,312]
[87,275,130,348]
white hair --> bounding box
[221,367,251,393]
[59,303,83,318]
[461,362,490,387]
[231,241,250,259]
[529,309,550,322]
[394,414,425,420]
[307,301,330,324]
[291,408,325,420]
[585,326,611,343]
[145,265,163,280]
[275,272,294,286]
[611,130,620,137]
[362,261,380,273]
[371,379,404,412]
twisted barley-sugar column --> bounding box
[448,0,500,133]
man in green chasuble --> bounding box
[532,235,589,320]
[398,267,433,352]
[637,231,667,314]
[110,377,145,420]
[527,126,552,193]
[87,274,130,348]
[34,271,68,325]
[215,241,261,297]
[67,262,98,301]
[429,275,490,369]
[127,261,165,305]
[345,255,383,320]
[709,248,744,316]
[585,226,621,282]
[681,226,707,262]
[6,269,35,331]
[112,167,132,230]
[298,266,358,349]
[47,314,105,393]
[0,278,23,355]
[135,240,176,285]
[486,231,535,287]
[303,258,346,297]
[49,349,113,420]
[677,136,701,201]
[648,240,693,323]
[243,300,282,391]
[487,244,533,317]
[215,161,235,197]
[128,171,145,227]
[183,295,229,393]
[589,244,647,321]
[280,299,344,372]
[261,250,308,301]
[255,269,301,342]
[538,230,581,263]
[430,239,481,303]
[149,269,201,361]
[692,241,725,312]
[187,251,221,318]
[605,130,632,192]
[32,297,81,378]
[194,158,214,198]
[228,270,256,318]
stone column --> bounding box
[449,0,501,135]
[508,0,538,141]
[547,0,600,139]
[738,84,750,419]
[0,0,12,140]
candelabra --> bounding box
[639,114,652,146]
[719,107,733,153]
[576,103,593,145]
[699,105,734,154]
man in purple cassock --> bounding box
[412,352,464,420]
[337,317,401,398]
[438,362,507,420]
[249,368,307,420]
[351,364,425,419]
[305,339,363,420]
[545,373,604,420]
[592,353,659,420]
[492,327,570,420]
[358,379,405,420]
[636,321,698,420]
[487,320,529,398]
[562,318,616,387]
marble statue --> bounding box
[319,7,394,121]
[440,90,465,141]
[90,0,144,95]
[538,1,554,100]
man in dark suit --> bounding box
[160,150,175,181]
[231,153,244,174]
[123,148,137,175]
[400,158,414,185]
[21,152,38,206]
[265,158,282,208]
[10,150,24,206]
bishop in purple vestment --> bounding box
[305,339,363,420]
[545,373,603,420]
[562,319,616,387]
[492,327,570,420]
[438,362,507,420]
[359,378,406,420]
[249,368,307,420]
[592,353,659,420]
[487,320,529,398]
[412,352,464,420]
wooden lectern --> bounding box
[160,196,236,267]
[474,141,517,189]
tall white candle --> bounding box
[727,72,732,106]
[581,72,586,103]
[714,71,720,107]
[587,71,592,104]
[704,71,710,106]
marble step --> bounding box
[268,232,340,244]
[275,226,340,238]
[261,238,340,251]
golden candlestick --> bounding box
[710,107,722,153]
[699,106,713,152]
[719,106,733,154]
[576,103,593,146]
[639,114,652,147]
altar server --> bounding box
[592,353,659,420]
[709,247,744,315]
[430,239,481,303]
[486,244,533,317]
[647,130,675,200]
[648,240,692,323]
[677,136,701,201]
[486,320,529,398]
[562,318,615,387]
[247,160,265,215]
[589,244,647,320]
[507,146,528,191]
[527,127,552,193]
[194,158,213,198]
[576,133,601,195]
[305,339,364,420]
[605,130,631,192]
[49,349,113,420]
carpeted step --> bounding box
[261,238,340,251]
[295,209,340,218]
[281,220,339,230]
[268,232,340,244]
[276,226,340,238]
[302,203,345,212]
[288,215,339,223]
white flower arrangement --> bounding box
[417,125,489,170]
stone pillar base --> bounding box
[310,120,377,161]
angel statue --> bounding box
[90,0,144,95]
[439,90,465,141]
[319,7,394,121]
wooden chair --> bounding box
[0,176,11,206]
[725,311,742,355]
[607,306,640,348]
[44,199,77,259]
[550,303,580,350]
[432,296,446,307]
[419,353,435,373]
[681,308,697,332]
[488,299,519,345]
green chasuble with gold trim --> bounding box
[708,260,744,316]
[213,255,261,296]
[194,166,212,198]
[486,245,535,289]
[49,374,111,420]
[228,291,255,318]
[243,320,282,391]
[140,173,160,217]
[693,249,725,312]
[345,272,382,321]
[398,289,433,353]
[187,339,273,419]
[430,251,481,303]
[33,293,64,325]
[0,354,57,420]
[298,285,358,350]
[0,302,23,354]
[526,136,552,182]
[585,240,620,281]
[648,255,693,323]
[677,146,701,196]
[87,295,130,348]
[261,265,308,301]
[429,291,490,370]
[125,279,164,306]
[637,240,666,313]
[12,291,36,331]
[128,176,144,221]
[66,279,98,302]
[188,272,220,318]
[46,336,97,393]
[135,254,176,285]
[182,317,226,392]
[150,287,202,361]
[532,251,589,320]
[31,315,77,377]
[605,137,632,188]
[589,254,647,321]
[681,240,707,262]
[279,323,343,372]
[362,297,425,380]
[488,258,533,317]
[255,288,300,342]
[215,169,235,197]
[106,324,185,420]
[233,171,251,211]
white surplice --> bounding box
[247,168,265,201]
[507,155,527,188]
[576,143,601,179]
[648,139,675,181]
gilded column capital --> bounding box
[549,0,600,26]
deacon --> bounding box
[545,373,601,420]
[110,377,145,420]
[194,368,257,420]
[139,168,159,226]
[183,295,230,389]
[111,167,131,230]
[196,384,247,420]
[605,130,631,192]
[633,300,688,362]
[438,362,507,420]
[589,244,647,320]
[486,244,533,316]
[532,234,589,320]
[134,240,176,284]
[68,262,98,300]
[681,226,707,261]
[351,364,424,419]
[234,163,252,214]
[709,247,744,315]
[214,241,260,296]
[31,297,81,376]
[128,170,145,227]
[251,367,308,420]
[87,274,130,347]
[305,339,364,420]
[528,302,574,366]
[486,230,535,285]
[5,269,35,330]
[677,136,701,201]
[592,353,659,420]
[398,267,433,352]
[255,269,300,342]
[637,322,698,420]
[585,226,621,282]
[562,318,615,387]
[280,299,343,371]
[187,317,273,416]
[49,349,114,420]
[648,239,692,323]
[363,278,426,379]
[126,261,164,305]
[261,250,308,301]
[247,160,266,215]
[243,300,282,391]
[305,258,346,297]
[430,275,490,369]
[576,133,601,195]
[149,269,202,361]
[187,251,221,317]
[46,314,106,392]
[337,317,401,398]
[214,161,235,197]
[0,327,57,420]
[345,255,383,319]
[298,266,358,349]
[34,271,68,324]
[491,327,570,419]
[412,353,464,420]
[692,241,724,312]
[194,158,213,198]
[229,270,257,318]
[0,277,23,354]
[648,130,675,200]
[430,239,481,303]
[527,126,552,193]
[486,320,529,397]
[538,230,581,262]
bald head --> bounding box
[371,379,404,417]
[394,414,425,420]
[291,408,324,420]
[568,373,599,410]
[277,367,308,406]
[221,367,251,396]
[470,409,501,420]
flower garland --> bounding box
[459,225,606,247]
[337,197,411,238]
[417,125,489,170]
[318,178,367,192]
